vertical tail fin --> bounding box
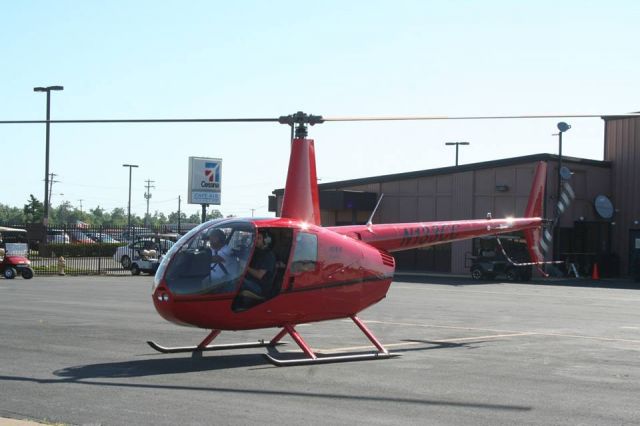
[523,161,548,275]
[280,138,322,225]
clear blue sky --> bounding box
[1,1,638,218]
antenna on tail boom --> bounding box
[366,193,385,228]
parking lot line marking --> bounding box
[540,332,640,344]
[312,333,536,354]
[362,320,640,345]
[434,332,536,343]
[363,319,528,334]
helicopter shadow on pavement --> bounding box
[51,338,477,381]
[53,352,267,380]
[0,341,532,411]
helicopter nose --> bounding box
[152,285,177,323]
[155,289,170,303]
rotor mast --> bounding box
[277,112,324,225]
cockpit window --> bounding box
[291,232,318,273]
[158,222,255,296]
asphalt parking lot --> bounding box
[1,275,639,426]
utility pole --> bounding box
[78,199,83,214]
[47,173,59,222]
[144,179,155,227]
[122,164,139,231]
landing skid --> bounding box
[264,315,399,367]
[147,315,397,367]
[147,329,284,354]
[147,340,284,354]
[265,351,399,367]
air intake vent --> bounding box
[379,250,395,267]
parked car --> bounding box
[118,228,154,243]
[86,232,120,244]
[46,229,70,244]
[67,229,95,244]
[113,238,175,269]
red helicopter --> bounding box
[4,110,639,365]
[147,112,549,366]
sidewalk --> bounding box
[393,270,639,287]
[0,419,49,426]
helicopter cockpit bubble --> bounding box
[153,220,256,296]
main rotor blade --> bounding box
[0,117,280,124]
[323,113,640,122]
[2,112,639,125]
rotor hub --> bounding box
[278,111,324,138]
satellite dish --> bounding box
[594,195,614,219]
[557,122,571,132]
[560,166,572,181]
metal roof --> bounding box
[272,153,610,195]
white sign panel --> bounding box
[188,157,222,205]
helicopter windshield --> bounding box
[157,221,255,296]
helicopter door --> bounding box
[285,230,319,291]
[264,228,293,297]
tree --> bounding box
[187,212,201,223]
[207,209,223,221]
[90,206,106,226]
[109,208,127,227]
[0,203,24,224]
[147,211,168,227]
[167,210,187,224]
[23,195,44,223]
[50,201,77,225]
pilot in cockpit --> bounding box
[204,229,239,292]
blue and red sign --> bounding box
[188,157,222,205]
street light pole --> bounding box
[34,85,64,225]
[555,122,571,265]
[556,122,571,202]
[122,164,139,230]
[445,141,470,166]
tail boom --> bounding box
[329,162,548,268]
[330,217,543,252]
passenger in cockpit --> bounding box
[240,230,276,300]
